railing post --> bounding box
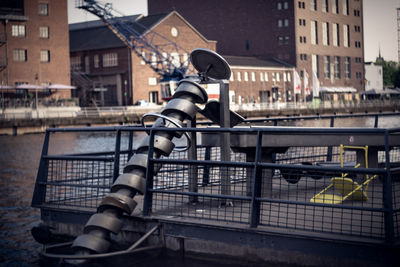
[250,131,263,228]
[143,130,155,216]
[374,114,379,128]
[326,116,335,161]
[112,129,121,182]
[31,130,50,207]
[128,130,134,160]
[383,130,394,243]
[202,146,211,186]
[188,117,198,203]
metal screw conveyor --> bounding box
[40,48,232,263]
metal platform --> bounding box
[31,113,400,265]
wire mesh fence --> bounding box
[31,123,400,244]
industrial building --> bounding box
[149,0,365,100]
[69,8,294,106]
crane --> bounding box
[75,0,192,100]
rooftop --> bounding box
[69,13,169,52]
[224,55,294,69]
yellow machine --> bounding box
[310,145,377,204]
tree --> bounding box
[374,58,400,88]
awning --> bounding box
[320,87,357,93]
[362,88,400,95]
[0,85,13,90]
[47,84,76,90]
[15,84,45,90]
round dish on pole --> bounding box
[190,48,231,80]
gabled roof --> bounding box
[223,55,293,69]
[69,13,169,52]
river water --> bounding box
[0,115,399,266]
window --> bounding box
[13,49,27,62]
[284,36,289,44]
[171,52,180,67]
[334,56,341,79]
[322,0,328,12]
[342,0,349,15]
[277,2,282,10]
[344,57,351,79]
[332,0,338,14]
[333,23,340,46]
[39,26,49,38]
[312,54,319,77]
[103,53,118,67]
[276,73,280,82]
[324,56,331,78]
[300,53,308,61]
[277,19,283,27]
[39,3,48,16]
[322,22,329,46]
[251,72,256,82]
[11,25,25,37]
[148,77,157,86]
[284,2,288,9]
[230,72,234,81]
[283,72,287,82]
[343,24,350,47]
[278,36,284,45]
[311,21,318,45]
[260,72,264,82]
[244,72,249,81]
[310,0,317,11]
[149,91,158,103]
[162,52,168,65]
[94,54,99,68]
[151,53,157,67]
[40,50,50,62]
[284,19,289,27]
[264,72,269,81]
[237,72,241,81]
[287,72,291,82]
[70,56,81,70]
[355,41,361,48]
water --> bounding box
[0,115,399,266]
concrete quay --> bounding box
[1,101,399,135]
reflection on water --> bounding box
[0,116,398,266]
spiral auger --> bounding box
[69,49,230,259]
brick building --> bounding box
[69,11,216,106]
[226,56,295,104]
[148,0,365,100]
[0,0,71,100]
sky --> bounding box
[67,0,400,63]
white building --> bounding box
[365,62,383,92]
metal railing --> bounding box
[31,113,400,245]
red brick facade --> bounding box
[0,0,71,99]
[70,11,216,106]
[149,0,365,96]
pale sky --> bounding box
[67,0,400,62]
